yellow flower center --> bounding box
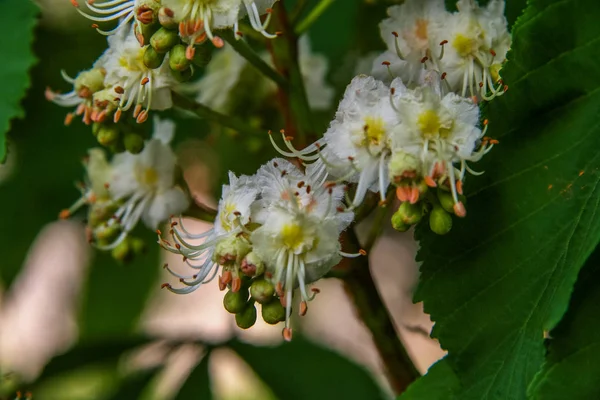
[362,116,386,147]
[452,34,477,57]
[141,167,158,186]
[219,203,237,232]
[418,110,453,139]
[281,223,305,251]
[119,48,146,72]
[415,19,428,41]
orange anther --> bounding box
[283,327,293,342]
[440,40,448,45]
[453,202,467,218]
[396,186,409,202]
[59,209,71,219]
[140,77,149,86]
[185,45,195,60]
[392,31,399,37]
[212,37,224,48]
[409,186,420,204]
[231,277,242,293]
[579,170,585,176]
[64,113,74,126]
[133,103,142,118]
[424,176,437,188]
[359,249,367,256]
[113,108,122,123]
[300,301,308,316]
[161,283,171,289]
[456,180,464,195]
[382,61,391,66]
[91,23,99,29]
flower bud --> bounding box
[94,223,122,242]
[136,0,160,24]
[150,27,180,53]
[223,288,249,314]
[143,45,165,69]
[96,125,120,147]
[241,251,264,277]
[170,67,193,83]
[429,206,453,235]
[261,299,285,325]
[396,201,423,225]
[75,68,105,96]
[214,236,251,266]
[391,211,411,232]
[250,279,275,304]
[123,132,145,154]
[235,304,257,329]
[111,238,133,263]
[437,189,455,214]
[135,21,159,47]
[389,151,420,183]
[158,6,177,29]
[169,44,191,72]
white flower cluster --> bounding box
[160,159,358,339]
[61,117,189,256]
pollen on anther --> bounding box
[156,229,162,235]
[420,56,428,63]
[392,31,399,37]
[91,23,99,29]
[161,283,171,289]
[441,72,447,80]
[440,40,448,46]
[359,249,367,256]
[382,61,391,66]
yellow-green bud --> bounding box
[437,189,455,213]
[158,6,178,29]
[261,299,285,325]
[150,27,180,53]
[96,125,120,146]
[391,211,411,232]
[136,21,159,46]
[169,44,191,72]
[397,202,423,225]
[235,304,257,329]
[143,45,165,69]
[389,151,420,184]
[250,279,275,304]
[223,289,249,314]
[94,223,122,242]
[111,238,133,263]
[75,68,105,95]
[124,132,145,154]
[429,206,453,235]
[170,67,193,83]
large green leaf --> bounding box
[400,359,459,400]
[528,247,600,399]
[411,0,600,398]
[0,0,38,162]
[229,338,386,400]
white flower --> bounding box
[376,0,448,85]
[95,25,177,124]
[250,158,355,340]
[45,67,106,125]
[100,117,189,249]
[71,0,157,36]
[441,0,511,100]
[273,75,399,208]
[375,0,510,100]
[160,171,260,293]
[389,76,494,215]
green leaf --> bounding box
[0,28,105,286]
[37,337,150,383]
[414,0,600,398]
[0,0,38,162]
[400,358,460,400]
[229,337,386,400]
[528,247,600,400]
[175,354,213,400]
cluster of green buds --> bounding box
[91,117,148,154]
[218,245,285,329]
[136,3,213,82]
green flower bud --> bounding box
[235,304,257,329]
[250,279,275,304]
[214,236,251,266]
[170,67,193,83]
[92,122,102,137]
[136,0,161,25]
[130,237,146,255]
[437,189,455,214]
[135,21,159,47]
[94,223,122,242]
[429,206,453,235]
[123,132,145,154]
[397,202,423,225]
[169,44,191,72]
[391,211,411,232]
[150,27,180,53]
[75,68,105,96]
[96,125,120,147]
[389,151,420,183]
[191,43,213,67]
[223,288,250,314]
[143,45,166,69]
[158,6,178,29]
[111,238,133,263]
[261,299,285,325]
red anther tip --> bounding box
[440,40,448,45]
[285,136,294,141]
[392,31,399,37]
[212,37,224,48]
[382,61,391,66]
[311,287,321,294]
[336,206,345,212]
[441,72,447,80]
[156,229,162,235]
[456,180,464,195]
[489,139,499,145]
[479,82,484,87]
[164,7,174,17]
[420,56,428,63]
[266,7,272,12]
[390,87,396,94]
[162,263,168,269]
[59,209,71,220]
[454,202,467,218]
[424,176,437,188]
[161,283,171,289]
[236,31,244,37]
[140,77,149,86]
[503,85,509,92]
[483,119,489,125]
[300,301,308,316]
[70,0,79,7]
[283,327,293,342]
[359,249,367,256]
[490,49,497,57]
[91,23,99,29]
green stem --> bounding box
[221,31,289,90]
[342,228,420,395]
[363,189,395,252]
[267,2,315,146]
[171,91,265,137]
[295,0,335,35]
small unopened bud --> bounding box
[235,304,257,329]
[223,288,249,314]
[241,251,264,277]
[96,125,120,146]
[158,7,177,29]
[396,202,423,225]
[261,299,285,325]
[150,27,180,53]
[391,211,410,232]
[170,67,193,83]
[94,223,121,242]
[250,279,275,304]
[111,238,133,263]
[123,132,145,154]
[75,68,105,95]
[143,45,165,69]
[135,20,159,46]
[429,206,452,235]
[169,44,191,72]
[437,189,455,214]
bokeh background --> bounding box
[0,0,447,398]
